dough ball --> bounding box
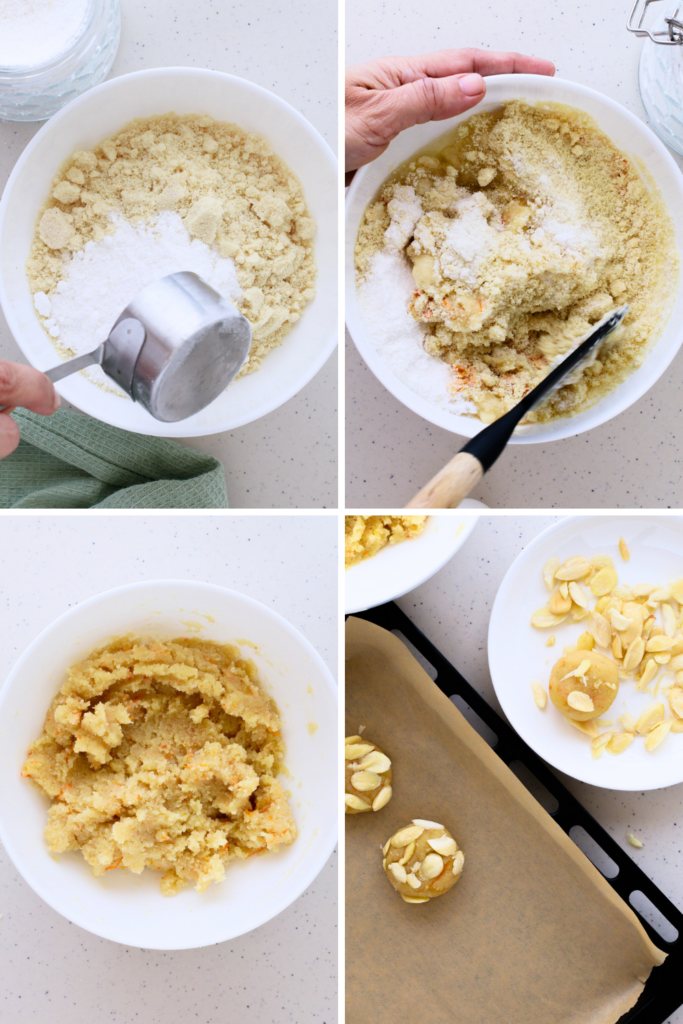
[383,820,464,903]
[344,736,392,814]
[549,648,619,720]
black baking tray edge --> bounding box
[351,602,683,1024]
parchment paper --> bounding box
[345,617,665,1024]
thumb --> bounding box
[382,72,486,135]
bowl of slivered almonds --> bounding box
[0,580,337,948]
[0,67,337,436]
[489,516,683,790]
[344,514,480,614]
[346,75,683,444]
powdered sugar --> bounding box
[0,0,90,68]
[357,248,476,415]
[40,211,241,393]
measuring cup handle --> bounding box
[44,345,105,384]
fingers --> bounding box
[378,72,487,137]
[0,413,20,460]
[0,361,60,417]
[391,48,555,84]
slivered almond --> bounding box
[636,659,658,690]
[345,735,362,744]
[591,555,614,570]
[419,854,444,880]
[627,833,643,848]
[546,635,556,647]
[612,634,623,660]
[372,786,392,812]
[567,691,594,713]
[561,659,592,681]
[555,556,592,581]
[650,588,672,603]
[568,582,588,609]
[389,863,407,883]
[619,538,630,561]
[406,873,421,890]
[358,750,392,774]
[623,636,645,672]
[428,836,457,856]
[588,611,611,648]
[569,719,600,738]
[398,842,416,866]
[531,607,567,628]
[607,732,634,754]
[632,584,657,598]
[577,632,595,651]
[646,635,675,652]
[610,609,634,631]
[591,567,618,596]
[401,895,429,903]
[531,682,547,709]
[645,720,672,751]
[635,703,665,735]
[620,712,637,733]
[654,653,671,665]
[452,850,465,875]
[345,743,374,759]
[592,732,614,758]
[351,771,381,792]
[642,615,656,640]
[345,794,368,811]
[412,819,444,830]
[543,556,560,589]
[671,579,683,604]
[549,589,572,615]
[391,826,424,847]
[662,603,677,638]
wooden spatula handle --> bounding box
[405,452,483,509]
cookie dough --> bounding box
[22,636,297,895]
[549,648,619,721]
[345,515,427,568]
[344,736,392,813]
[356,100,678,425]
[383,819,464,903]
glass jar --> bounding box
[0,0,121,122]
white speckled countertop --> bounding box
[345,0,683,508]
[0,0,338,510]
[391,513,682,1023]
[0,514,337,1024]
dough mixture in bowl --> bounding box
[345,515,427,568]
[27,113,316,393]
[355,101,678,424]
[22,637,297,895]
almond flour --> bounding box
[355,101,678,425]
[27,112,316,389]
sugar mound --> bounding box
[47,211,242,393]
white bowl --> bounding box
[0,580,337,948]
[345,75,683,444]
[345,512,480,614]
[489,515,683,790]
[0,67,337,437]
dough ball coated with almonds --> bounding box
[344,736,393,814]
[383,820,464,903]
[549,648,619,721]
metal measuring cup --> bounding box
[42,271,252,422]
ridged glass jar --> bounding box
[638,3,683,155]
[0,0,121,122]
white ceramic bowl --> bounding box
[0,68,337,436]
[0,580,337,948]
[345,512,480,614]
[489,515,683,790]
[346,75,683,444]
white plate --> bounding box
[0,68,337,436]
[345,75,683,443]
[0,580,337,948]
[345,513,480,614]
[489,515,683,790]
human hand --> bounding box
[0,361,60,459]
[345,48,555,172]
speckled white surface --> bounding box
[345,0,683,508]
[0,0,338,510]
[392,513,683,1023]
[0,514,337,1023]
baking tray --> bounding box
[352,602,683,1024]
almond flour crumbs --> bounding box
[27,113,316,393]
[22,637,297,895]
[355,101,678,425]
[344,515,427,568]
[530,547,683,759]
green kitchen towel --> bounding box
[0,409,228,509]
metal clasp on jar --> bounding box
[627,0,683,44]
